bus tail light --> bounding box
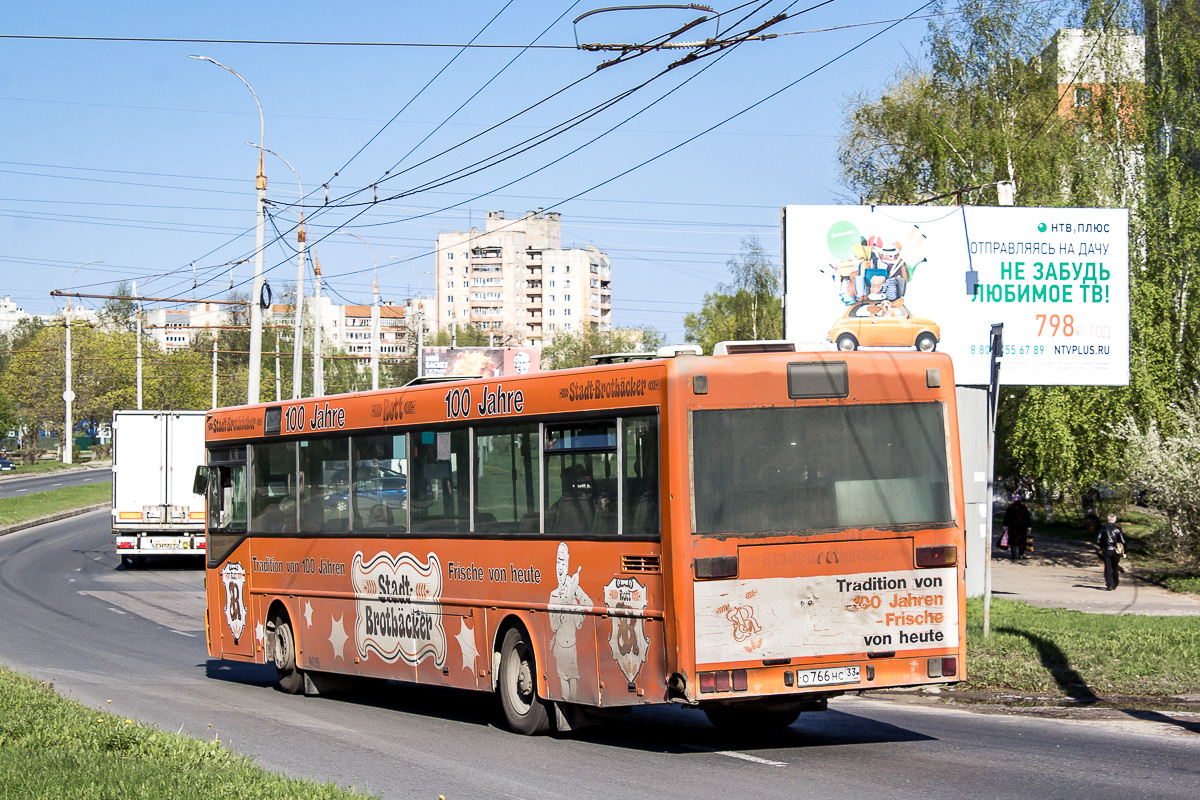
[694,556,738,579]
[116,540,134,549]
[698,670,748,693]
[928,657,956,678]
[916,545,957,567]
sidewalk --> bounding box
[990,534,1200,616]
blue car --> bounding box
[323,464,407,527]
[0,458,15,472]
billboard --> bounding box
[422,346,540,379]
[782,205,1130,385]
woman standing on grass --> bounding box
[1096,513,1127,591]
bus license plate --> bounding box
[793,666,860,687]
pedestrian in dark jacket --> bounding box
[1003,493,1032,561]
[1097,513,1126,590]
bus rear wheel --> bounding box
[704,703,801,731]
[498,627,550,735]
[271,615,304,695]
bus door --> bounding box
[204,448,256,661]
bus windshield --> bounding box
[691,403,952,534]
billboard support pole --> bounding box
[984,323,1003,638]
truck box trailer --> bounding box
[111,410,206,567]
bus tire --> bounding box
[704,704,801,731]
[272,615,304,695]
[498,627,550,735]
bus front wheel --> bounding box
[272,615,305,694]
[498,627,550,735]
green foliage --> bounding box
[0,666,378,799]
[0,323,211,444]
[840,1,1072,206]
[1112,386,1200,557]
[683,236,782,353]
[964,597,1200,697]
[541,327,666,370]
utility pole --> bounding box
[983,323,1004,637]
[62,260,102,465]
[371,274,380,390]
[134,281,143,410]
[313,255,325,396]
[190,55,266,406]
[212,339,218,408]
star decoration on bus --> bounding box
[255,621,264,644]
[455,619,478,672]
[329,614,348,661]
[303,601,313,628]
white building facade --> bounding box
[434,210,612,347]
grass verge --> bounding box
[1,460,102,477]
[962,597,1200,698]
[0,482,112,526]
[0,666,377,799]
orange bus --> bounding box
[199,344,965,734]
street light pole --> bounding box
[63,260,103,465]
[345,233,379,390]
[389,256,427,378]
[252,144,306,399]
[191,55,266,405]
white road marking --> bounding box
[108,607,127,615]
[18,488,29,492]
[680,745,787,767]
[52,482,62,487]
[171,630,198,638]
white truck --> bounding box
[111,410,207,567]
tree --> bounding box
[1113,385,1200,558]
[541,327,665,371]
[101,281,138,332]
[683,236,782,353]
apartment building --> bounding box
[434,210,612,347]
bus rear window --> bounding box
[691,404,951,535]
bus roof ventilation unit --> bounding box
[712,340,796,356]
[656,344,702,358]
[404,375,483,386]
[589,352,655,364]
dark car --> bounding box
[0,458,15,472]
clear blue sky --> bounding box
[2,0,940,341]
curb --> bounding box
[0,503,111,537]
[868,686,1200,713]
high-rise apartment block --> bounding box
[434,210,612,347]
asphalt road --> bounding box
[0,466,111,499]
[1,511,1198,800]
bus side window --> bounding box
[409,429,470,533]
[299,436,351,533]
[622,415,659,537]
[252,441,297,533]
[474,423,539,534]
[353,433,407,534]
[544,421,617,536]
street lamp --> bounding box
[191,54,266,405]
[345,233,380,390]
[63,260,103,465]
[389,256,428,378]
[250,143,306,399]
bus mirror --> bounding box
[193,466,211,496]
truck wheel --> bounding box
[121,555,134,569]
[272,615,305,694]
[498,627,550,735]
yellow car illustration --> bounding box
[828,301,940,351]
